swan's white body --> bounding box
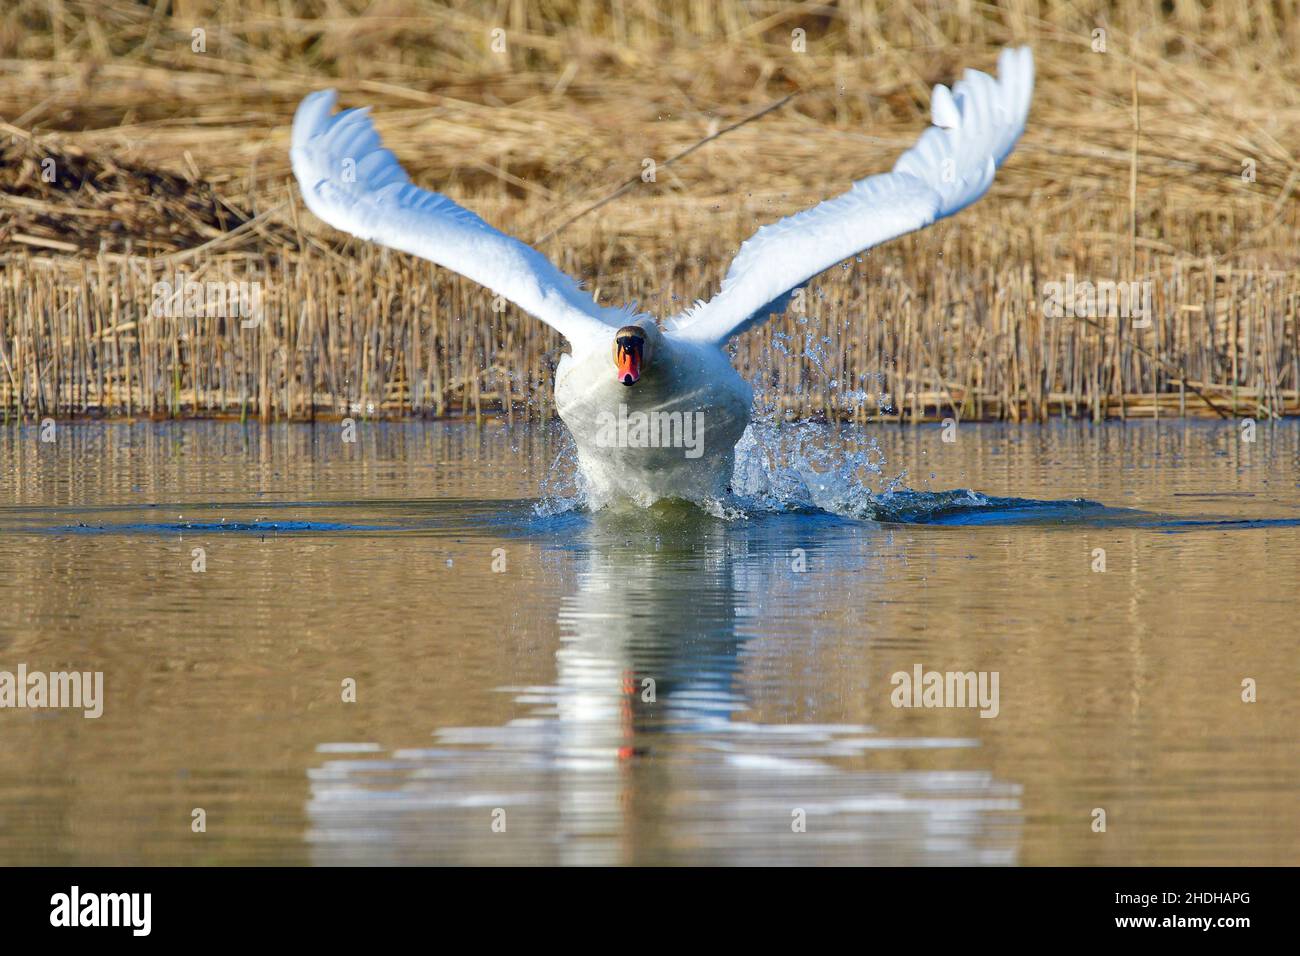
[555,328,752,503]
[290,48,1034,504]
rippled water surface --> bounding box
[1,419,1297,865]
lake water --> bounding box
[1,418,1297,865]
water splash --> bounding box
[729,420,896,516]
[535,415,960,522]
[534,421,590,519]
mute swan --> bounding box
[290,47,1034,505]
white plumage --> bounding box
[667,46,1034,345]
[290,47,1034,504]
[290,93,630,349]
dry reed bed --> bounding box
[1,1,1298,422]
[4,197,1297,423]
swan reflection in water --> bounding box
[307,505,1022,864]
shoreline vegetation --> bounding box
[1,1,1297,424]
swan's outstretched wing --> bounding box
[670,46,1034,346]
[291,90,625,349]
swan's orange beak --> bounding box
[616,342,642,386]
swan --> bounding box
[290,47,1034,505]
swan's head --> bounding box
[612,322,659,386]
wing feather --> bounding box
[290,91,624,349]
[671,46,1034,346]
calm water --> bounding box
[1,419,1297,865]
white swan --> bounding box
[290,47,1034,505]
